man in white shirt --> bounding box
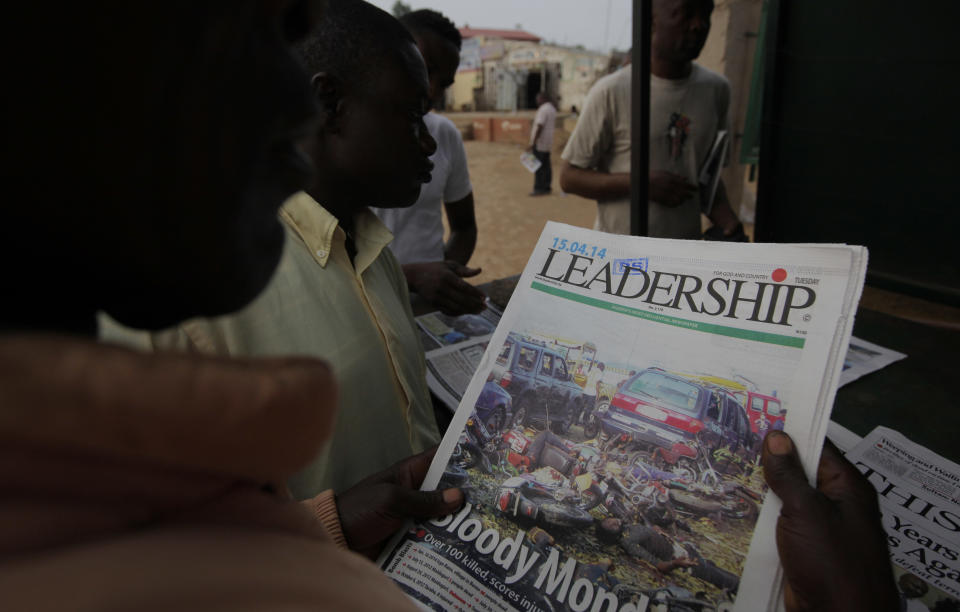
[528,91,557,196]
[559,0,744,239]
[373,9,486,316]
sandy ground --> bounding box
[457,140,596,285]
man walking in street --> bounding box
[528,91,557,196]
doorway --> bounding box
[524,72,542,109]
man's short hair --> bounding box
[399,9,462,51]
[653,0,714,16]
[298,0,414,88]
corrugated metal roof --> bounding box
[459,27,541,43]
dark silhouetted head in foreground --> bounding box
[3,2,324,333]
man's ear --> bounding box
[311,72,344,134]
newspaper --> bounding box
[380,222,867,612]
[838,336,907,387]
[825,419,862,454]
[698,130,728,216]
[521,152,543,173]
[417,308,503,410]
[846,427,960,610]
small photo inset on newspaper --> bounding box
[418,311,499,347]
[397,327,785,611]
[892,566,959,612]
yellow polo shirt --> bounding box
[100,192,440,497]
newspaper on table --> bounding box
[825,419,863,454]
[838,336,907,387]
[380,222,867,612]
[417,307,503,411]
[845,427,960,609]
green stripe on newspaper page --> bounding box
[530,281,805,348]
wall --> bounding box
[451,39,610,112]
[490,117,532,145]
[450,69,482,111]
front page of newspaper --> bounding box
[381,223,866,611]
[847,427,960,610]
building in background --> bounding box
[450,27,609,113]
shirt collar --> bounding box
[280,191,394,272]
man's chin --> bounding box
[371,183,423,209]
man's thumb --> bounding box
[456,266,482,278]
[394,487,464,520]
[762,431,816,513]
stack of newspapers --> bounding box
[381,222,868,612]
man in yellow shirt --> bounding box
[102,1,442,500]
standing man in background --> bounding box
[374,9,487,316]
[559,0,744,240]
[528,91,557,196]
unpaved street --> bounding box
[459,140,595,285]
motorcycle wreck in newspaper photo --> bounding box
[429,333,780,612]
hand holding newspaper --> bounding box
[380,223,868,611]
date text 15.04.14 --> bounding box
[551,237,607,259]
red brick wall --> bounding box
[491,118,532,146]
[471,118,492,142]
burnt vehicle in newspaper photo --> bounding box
[488,332,585,434]
[599,369,760,481]
[434,335,770,611]
[475,380,514,432]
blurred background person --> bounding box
[373,8,487,316]
[528,91,557,196]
